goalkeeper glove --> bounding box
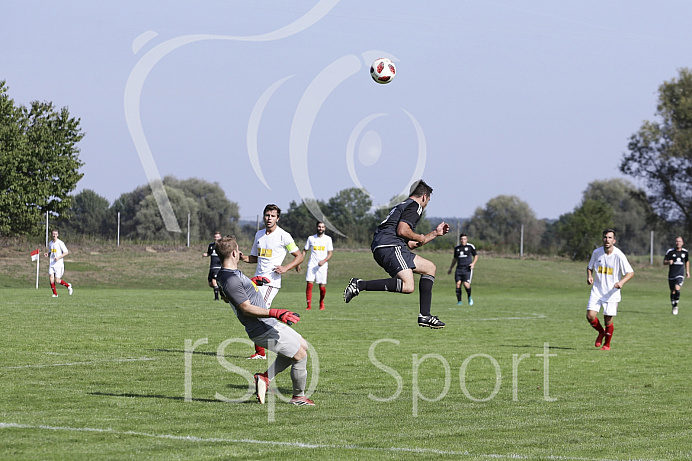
[268,309,300,325]
[250,276,271,286]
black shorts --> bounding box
[208,266,221,283]
[373,246,416,278]
[669,276,685,290]
[455,267,473,283]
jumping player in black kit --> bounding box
[664,236,690,315]
[203,231,222,300]
[447,233,478,305]
[343,180,450,328]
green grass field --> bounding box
[1,246,691,459]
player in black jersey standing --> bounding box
[664,236,690,315]
[343,180,450,328]
[203,231,222,300]
[448,234,478,305]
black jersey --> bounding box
[207,242,221,268]
[665,247,689,279]
[371,198,423,252]
[453,243,477,268]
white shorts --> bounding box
[49,264,65,279]
[252,323,302,359]
[305,263,328,284]
[259,285,279,308]
[587,298,618,316]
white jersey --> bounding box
[304,233,333,269]
[587,246,634,304]
[250,226,298,289]
[48,238,68,269]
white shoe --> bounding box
[67,284,73,295]
[672,306,679,315]
[52,294,58,298]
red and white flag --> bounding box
[30,249,40,261]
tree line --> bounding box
[4,68,692,257]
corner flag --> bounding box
[30,249,40,289]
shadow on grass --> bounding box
[88,390,258,404]
[147,348,247,359]
[496,344,576,350]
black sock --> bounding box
[456,288,461,302]
[419,275,434,317]
[214,287,219,299]
[361,278,402,292]
[465,286,472,299]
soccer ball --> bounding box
[370,58,396,84]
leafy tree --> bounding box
[281,199,326,244]
[582,178,653,254]
[465,195,545,252]
[163,176,240,238]
[620,68,692,236]
[133,186,198,240]
[325,188,377,245]
[56,189,110,236]
[556,199,614,260]
[0,81,84,236]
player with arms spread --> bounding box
[215,235,314,406]
[343,180,450,328]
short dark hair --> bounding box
[216,235,238,261]
[263,204,281,217]
[460,233,467,239]
[603,228,616,238]
[410,179,433,197]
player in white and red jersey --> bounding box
[302,222,333,310]
[586,229,634,351]
[240,204,303,359]
[44,229,73,298]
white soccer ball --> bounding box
[370,58,396,84]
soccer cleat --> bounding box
[468,297,474,306]
[247,353,266,360]
[343,278,361,303]
[289,395,315,406]
[418,314,445,329]
[600,345,611,351]
[319,304,325,311]
[306,306,312,311]
[672,306,679,315]
[67,284,73,295]
[51,294,58,298]
[254,373,269,404]
[456,300,463,306]
[595,332,605,348]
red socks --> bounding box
[51,283,57,295]
[306,283,313,309]
[603,324,614,348]
[255,345,265,357]
[319,286,326,309]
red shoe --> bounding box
[595,332,605,348]
[289,395,315,406]
[600,345,610,351]
[306,306,312,310]
[247,353,266,360]
[254,373,270,404]
[319,304,325,311]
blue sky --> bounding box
[4,1,692,226]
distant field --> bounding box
[1,244,691,459]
